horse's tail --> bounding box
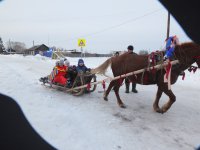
[91,58,112,75]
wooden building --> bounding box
[24,44,49,55]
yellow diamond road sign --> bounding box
[78,39,86,47]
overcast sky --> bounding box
[0,0,191,53]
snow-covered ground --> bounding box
[0,54,200,150]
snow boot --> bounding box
[125,82,130,93]
[132,83,138,93]
[66,79,72,88]
[39,77,48,84]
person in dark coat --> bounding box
[114,51,119,56]
[76,59,91,73]
[125,45,138,93]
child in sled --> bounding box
[52,59,68,86]
[76,59,91,73]
[40,59,71,87]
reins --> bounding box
[193,56,200,59]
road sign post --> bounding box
[78,39,86,58]
[81,47,83,57]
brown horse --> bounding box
[91,42,200,113]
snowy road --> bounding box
[0,54,200,150]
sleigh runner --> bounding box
[40,71,97,96]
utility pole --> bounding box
[33,40,34,47]
[48,34,49,46]
[9,39,11,52]
[166,11,170,39]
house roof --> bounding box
[28,44,49,51]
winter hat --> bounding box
[115,51,119,56]
[78,59,84,65]
[127,45,134,51]
[59,59,64,66]
[55,61,60,66]
[64,59,70,66]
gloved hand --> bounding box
[78,70,84,75]
[163,55,167,61]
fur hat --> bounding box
[127,45,134,51]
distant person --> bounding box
[125,45,138,93]
[76,59,91,73]
[114,51,119,57]
[164,35,180,61]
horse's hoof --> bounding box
[160,105,169,114]
[103,92,108,101]
[154,108,164,114]
[161,108,167,114]
[103,97,108,101]
[119,104,126,108]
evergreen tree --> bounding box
[0,37,5,53]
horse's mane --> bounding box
[176,42,199,50]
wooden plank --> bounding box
[66,60,179,92]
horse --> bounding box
[91,42,200,113]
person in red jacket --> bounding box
[52,59,68,86]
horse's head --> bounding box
[174,42,200,68]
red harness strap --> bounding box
[193,56,200,59]
[87,83,91,91]
[165,61,172,79]
[102,80,106,91]
[182,72,185,80]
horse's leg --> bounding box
[153,87,163,113]
[161,89,176,113]
[113,83,126,108]
[103,80,115,101]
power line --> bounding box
[63,8,163,42]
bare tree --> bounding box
[6,41,26,52]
